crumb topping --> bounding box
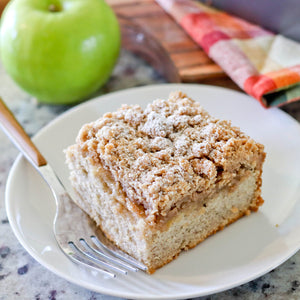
[73,91,265,222]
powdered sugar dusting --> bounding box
[71,91,265,222]
[140,111,173,138]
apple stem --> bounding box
[48,4,61,12]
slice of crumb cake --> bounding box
[65,91,265,273]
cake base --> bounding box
[70,165,262,274]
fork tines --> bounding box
[66,235,148,278]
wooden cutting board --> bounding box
[108,0,239,90]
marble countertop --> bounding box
[0,50,299,300]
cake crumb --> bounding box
[231,206,239,213]
[199,207,206,214]
[245,209,251,216]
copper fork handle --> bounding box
[0,97,47,167]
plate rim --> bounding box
[5,83,300,299]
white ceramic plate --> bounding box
[6,84,300,299]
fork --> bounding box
[0,97,148,278]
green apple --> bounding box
[0,0,120,104]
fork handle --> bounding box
[0,97,47,167]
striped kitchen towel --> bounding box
[157,0,300,107]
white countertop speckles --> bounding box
[0,50,299,300]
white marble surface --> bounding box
[0,50,299,300]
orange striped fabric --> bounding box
[157,0,300,107]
